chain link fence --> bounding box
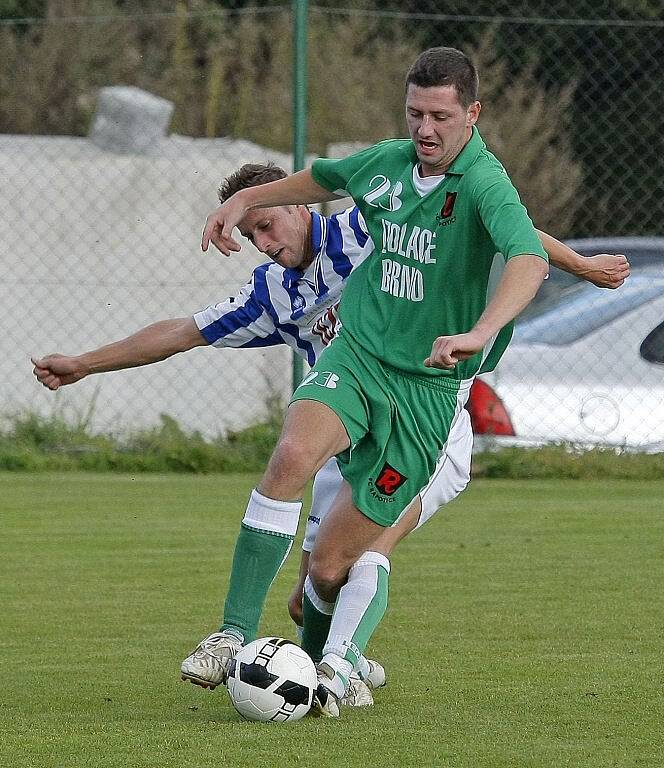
[3,1,663,449]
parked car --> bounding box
[469,238,664,451]
[522,236,664,319]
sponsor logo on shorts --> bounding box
[307,515,321,526]
[372,462,408,497]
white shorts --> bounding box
[302,406,473,552]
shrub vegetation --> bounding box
[2,411,663,478]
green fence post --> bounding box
[291,0,308,390]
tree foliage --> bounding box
[0,0,660,235]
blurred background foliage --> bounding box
[1,0,662,236]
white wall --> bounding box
[2,133,295,437]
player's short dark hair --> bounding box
[405,47,479,107]
[218,162,288,203]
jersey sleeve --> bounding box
[193,276,282,349]
[473,170,549,263]
[328,206,371,266]
[337,205,370,244]
[311,142,393,196]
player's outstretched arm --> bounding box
[425,254,548,369]
[201,169,339,255]
[537,230,630,289]
[32,317,206,391]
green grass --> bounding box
[1,474,663,767]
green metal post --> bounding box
[291,0,308,390]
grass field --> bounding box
[1,473,663,768]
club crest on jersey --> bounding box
[373,462,408,496]
[311,303,341,346]
[436,192,457,227]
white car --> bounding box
[469,250,664,452]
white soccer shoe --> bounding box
[310,663,342,718]
[363,658,386,691]
[341,659,386,707]
[341,674,374,707]
[180,629,244,690]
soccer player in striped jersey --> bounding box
[32,162,629,710]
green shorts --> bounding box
[290,331,468,526]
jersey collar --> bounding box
[309,209,325,260]
[445,126,485,176]
[281,210,324,290]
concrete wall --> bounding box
[2,95,299,438]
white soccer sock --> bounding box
[242,488,301,537]
[323,550,391,667]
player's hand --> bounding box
[31,354,88,390]
[424,330,487,369]
[201,194,247,255]
[581,253,630,289]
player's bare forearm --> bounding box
[32,318,206,390]
[242,170,339,210]
[201,170,338,254]
[537,229,630,289]
[81,318,206,372]
[425,255,548,369]
[471,255,548,342]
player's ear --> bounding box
[467,101,480,126]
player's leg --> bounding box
[220,399,349,636]
[287,462,403,704]
[288,457,343,630]
[349,409,473,690]
[181,399,348,689]
[285,458,383,707]
[298,405,473,702]
[288,550,309,630]
[302,483,389,715]
[310,372,470,715]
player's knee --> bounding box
[308,557,347,602]
[272,436,318,478]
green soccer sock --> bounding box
[301,577,335,663]
[221,522,293,642]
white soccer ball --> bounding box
[226,637,317,722]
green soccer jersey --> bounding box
[311,127,548,379]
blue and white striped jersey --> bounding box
[194,207,370,366]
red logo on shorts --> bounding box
[374,463,408,496]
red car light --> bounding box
[468,380,516,436]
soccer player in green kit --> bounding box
[199,46,549,716]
